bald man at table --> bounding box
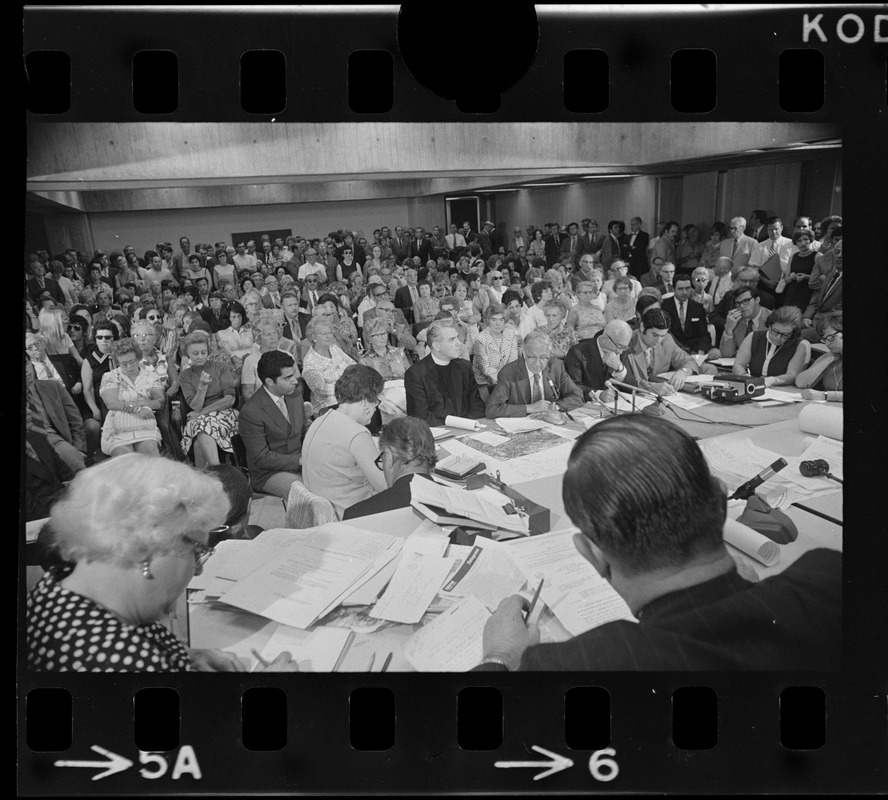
[475,415,841,671]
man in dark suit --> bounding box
[407,227,435,264]
[559,222,582,267]
[563,320,635,402]
[27,262,66,307]
[801,236,842,342]
[486,330,584,418]
[343,417,436,520]
[600,220,627,270]
[474,414,841,671]
[394,268,421,325]
[577,218,605,259]
[237,350,310,499]
[661,275,712,354]
[476,221,494,258]
[624,217,650,278]
[745,209,770,242]
[405,319,485,425]
[545,222,566,267]
[200,292,228,333]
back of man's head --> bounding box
[563,416,726,575]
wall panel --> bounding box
[722,162,802,225]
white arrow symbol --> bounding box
[495,744,573,781]
[55,745,133,781]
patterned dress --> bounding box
[27,570,193,672]
[99,367,163,454]
[178,360,239,455]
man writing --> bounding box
[237,350,312,499]
[624,308,704,393]
[563,319,635,402]
[486,330,584,419]
[476,415,841,670]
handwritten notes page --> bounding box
[505,529,635,637]
[403,595,491,672]
[370,553,455,624]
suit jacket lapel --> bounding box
[261,388,290,430]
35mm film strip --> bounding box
[21,4,887,795]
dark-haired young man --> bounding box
[237,350,310,499]
[476,415,841,671]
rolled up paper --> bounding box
[799,403,843,441]
[445,415,484,431]
[723,517,780,567]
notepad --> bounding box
[370,552,456,624]
[259,625,354,672]
[403,595,491,672]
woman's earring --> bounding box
[141,560,154,580]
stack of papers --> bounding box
[215,524,403,630]
[495,417,547,433]
[753,388,806,405]
[403,595,491,672]
[410,476,530,534]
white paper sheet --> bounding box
[722,517,781,566]
[370,553,456,624]
[403,595,491,672]
[259,624,354,672]
[443,437,574,485]
[494,417,548,433]
[471,431,512,447]
[439,540,528,610]
[505,529,635,636]
[753,388,805,403]
[411,477,529,533]
[219,542,373,629]
[445,415,485,431]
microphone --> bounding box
[800,459,844,485]
[728,457,789,500]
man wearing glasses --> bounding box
[719,287,768,357]
[356,278,391,330]
[564,319,635,403]
[709,266,775,344]
[718,216,757,270]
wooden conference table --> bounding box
[189,391,842,671]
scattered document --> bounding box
[370,553,455,624]
[798,435,843,480]
[411,476,530,534]
[429,426,455,441]
[439,539,528,611]
[663,392,710,410]
[495,417,548,433]
[505,529,635,637]
[259,624,354,672]
[753,388,805,404]
[471,431,512,447]
[445,415,485,431]
[219,541,373,630]
[658,372,716,384]
[708,357,736,368]
[403,595,491,672]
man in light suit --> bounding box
[237,350,311,498]
[26,360,87,473]
[486,330,584,418]
[625,307,705,393]
[719,217,757,272]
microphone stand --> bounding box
[607,377,664,416]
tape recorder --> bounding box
[699,374,765,403]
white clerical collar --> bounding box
[431,352,451,366]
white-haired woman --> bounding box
[302,317,356,414]
[98,337,164,457]
[27,453,295,672]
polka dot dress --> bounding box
[27,572,193,672]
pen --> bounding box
[380,652,393,672]
[525,578,544,620]
[251,648,270,669]
[367,653,376,672]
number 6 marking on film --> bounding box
[588,748,619,782]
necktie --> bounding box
[732,239,739,258]
[679,301,686,328]
[278,397,290,423]
[746,319,754,335]
[571,236,576,251]
[311,291,317,306]
[768,241,777,258]
[531,373,543,404]
[824,271,841,299]
[645,347,654,379]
